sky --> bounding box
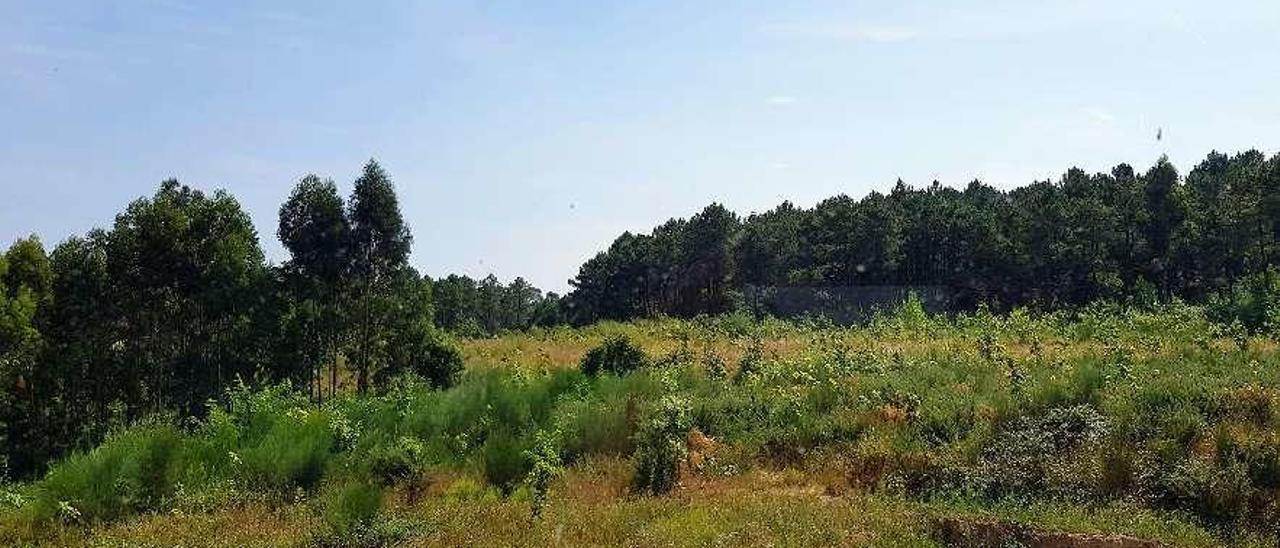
[2,1,1279,293]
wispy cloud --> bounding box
[767,96,797,105]
[2,42,96,61]
[759,2,1257,46]
[762,22,920,43]
[251,9,320,27]
[1081,107,1116,125]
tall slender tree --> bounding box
[0,238,49,476]
[347,160,412,393]
[278,175,350,401]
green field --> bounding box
[2,302,1278,546]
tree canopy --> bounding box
[2,148,1279,480]
[565,150,1280,323]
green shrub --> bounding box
[379,327,464,389]
[478,430,529,495]
[1157,458,1254,527]
[1039,404,1110,448]
[733,337,765,383]
[220,382,311,442]
[358,434,427,484]
[1097,439,1139,497]
[580,334,648,376]
[522,429,563,517]
[554,373,657,460]
[632,389,693,495]
[323,482,383,535]
[238,412,333,492]
[974,405,1108,497]
[702,349,728,380]
[871,291,935,335]
[32,424,183,523]
[1207,269,1280,332]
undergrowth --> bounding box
[3,302,1279,545]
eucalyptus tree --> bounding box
[346,160,412,393]
[278,174,351,400]
[41,232,118,459]
[0,238,49,476]
[105,180,267,415]
[3,236,51,301]
[1264,154,1280,276]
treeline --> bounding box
[0,161,540,479]
[564,151,1280,324]
[3,148,1278,478]
[433,274,562,336]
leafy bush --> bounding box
[702,349,728,380]
[580,335,648,376]
[632,383,693,495]
[1207,269,1280,332]
[379,327,464,389]
[522,429,563,517]
[733,336,765,383]
[359,434,427,484]
[1156,458,1254,527]
[554,373,656,460]
[974,404,1108,497]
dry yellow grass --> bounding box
[54,457,1231,548]
[459,322,1273,374]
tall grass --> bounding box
[3,302,1279,544]
[29,424,183,523]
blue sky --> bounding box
[3,1,1279,292]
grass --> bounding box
[3,301,1279,545]
[20,463,1235,547]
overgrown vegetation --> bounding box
[579,334,649,377]
[1,303,1278,545]
[2,149,1280,544]
[4,149,1280,484]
